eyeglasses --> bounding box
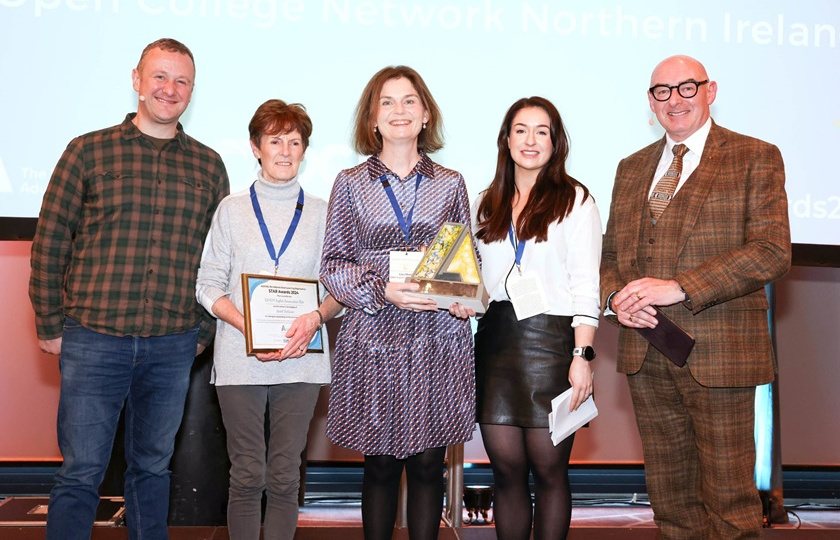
[649,79,709,102]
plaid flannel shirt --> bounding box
[30,114,230,347]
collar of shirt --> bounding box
[119,112,188,148]
[650,117,713,197]
[366,152,435,183]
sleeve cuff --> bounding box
[603,290,619,316]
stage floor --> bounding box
[1,499,838,539]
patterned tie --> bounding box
[649,144,689,222]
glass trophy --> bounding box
[408,222,489,314]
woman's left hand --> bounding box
[279,310,321,360]
[385,282,439,312]
[568,357,594,411]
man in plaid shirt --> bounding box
[29,38,229,540]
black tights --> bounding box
[480,424,575,540]
[361,446,447,540]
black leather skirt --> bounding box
[474,301,574,428]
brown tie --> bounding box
[649,143,689,222]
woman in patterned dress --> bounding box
[320,66,475,540]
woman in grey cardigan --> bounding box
[196,99,342,540]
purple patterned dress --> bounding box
[320,154,475,459]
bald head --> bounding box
[648,55,717,142]
[650,55,708,88]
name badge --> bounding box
[389,250,424,282]
[507,269,550,320]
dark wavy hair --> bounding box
[352,65,444,156]
[476,96,589,243]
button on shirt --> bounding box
[29,113,230,346]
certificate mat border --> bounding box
[240,273,324,356]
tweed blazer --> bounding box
[600,122,791,387]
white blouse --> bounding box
[472,186,602,328]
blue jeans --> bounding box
[46,318,198,540]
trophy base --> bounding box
[407,278,489,314]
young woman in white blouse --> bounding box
[468,96,602,540]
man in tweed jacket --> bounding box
[600,55,791,539]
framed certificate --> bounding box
[241,274,324,356]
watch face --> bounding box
[582,346,596,361]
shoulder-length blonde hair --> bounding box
[352,66,444,156]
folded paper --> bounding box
[548,388,598,446]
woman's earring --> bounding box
[374,125,378,133]
[422,122,427,129]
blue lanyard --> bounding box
[508,223,526,268]
[380,174,422,245]
[250,182,304,274]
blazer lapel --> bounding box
[673,124,726,251]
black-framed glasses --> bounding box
[649,79,709,102]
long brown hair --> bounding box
[476,96,589,243]
[351,66,444,156]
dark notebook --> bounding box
[636,307,695,367]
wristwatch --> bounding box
[572,346,596,361]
